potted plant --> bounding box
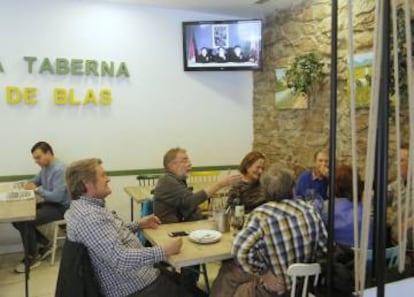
[285,52,323,107]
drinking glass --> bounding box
[231,215,244,234]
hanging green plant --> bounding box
[285,52,323,98]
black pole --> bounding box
[24,224,30,297]
[375,1,390,296]
[372,137,379,279]
[327,0,338,295]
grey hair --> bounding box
[66,158,102,200]
[261,165,295,202]
[163,147,186,169]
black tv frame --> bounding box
[182,19,263,71]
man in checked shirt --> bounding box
[64,158,187,297]
[210,165,328,297]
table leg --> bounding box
[179,266,208,297]
[179,269,187,297]
[130,197,134,222]
[201,264,210,294]
[24,222,30,297]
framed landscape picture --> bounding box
[275,68,308,109]
[347,52,373,108]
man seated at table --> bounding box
[153,147,241,288]
[153,147,241,223]
[295,149,329,201]
[210,166,327,297]
[64,158,188,297]
[12,141,70,273]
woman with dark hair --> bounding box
[323,164,372,248]
[226,151,266,213]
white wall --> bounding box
[0,0,253,254]
[0,0,253,176]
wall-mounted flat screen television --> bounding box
[182,19,263,71]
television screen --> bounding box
[182,19,263,71]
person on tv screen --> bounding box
[214,47,228,63]
[196,47,212,63]
[229,45,249,63]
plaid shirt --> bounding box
[65,196,165,297]
[232,199,327,287]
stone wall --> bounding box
[253,0,409,177]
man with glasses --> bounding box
[153,147,241,291]
[153,147,240,224]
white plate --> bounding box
[188,229,222,244]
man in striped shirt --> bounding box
[64,158,185,297]
[210,166,327,297]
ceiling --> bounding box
[101,0,306,18]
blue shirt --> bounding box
[323,198,373,248]
[295,170,328,200]
[32,159,70,208]
[65,196,165,297]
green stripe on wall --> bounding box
[0,175,35,182]
[0,165,239,182]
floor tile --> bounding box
[0,251,223,297]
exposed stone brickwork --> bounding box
[253,0,409,178]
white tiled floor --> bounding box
[0,250,220,297]
[0,251,61,297]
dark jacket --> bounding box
[226,180,266,214]
[55,239,102,297]
[153,172,207,223]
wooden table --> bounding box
[0,181,25,192]
[124,186,152,203]
[144,219,233,294]
[124,186,154,221]
[143,219,234,269]
[0,199,36,223]
[0,197,36,297]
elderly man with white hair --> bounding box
[210,165,327,297]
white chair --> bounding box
[50,219,66,265]
[366,245,399,269]
[287,263,321,297]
